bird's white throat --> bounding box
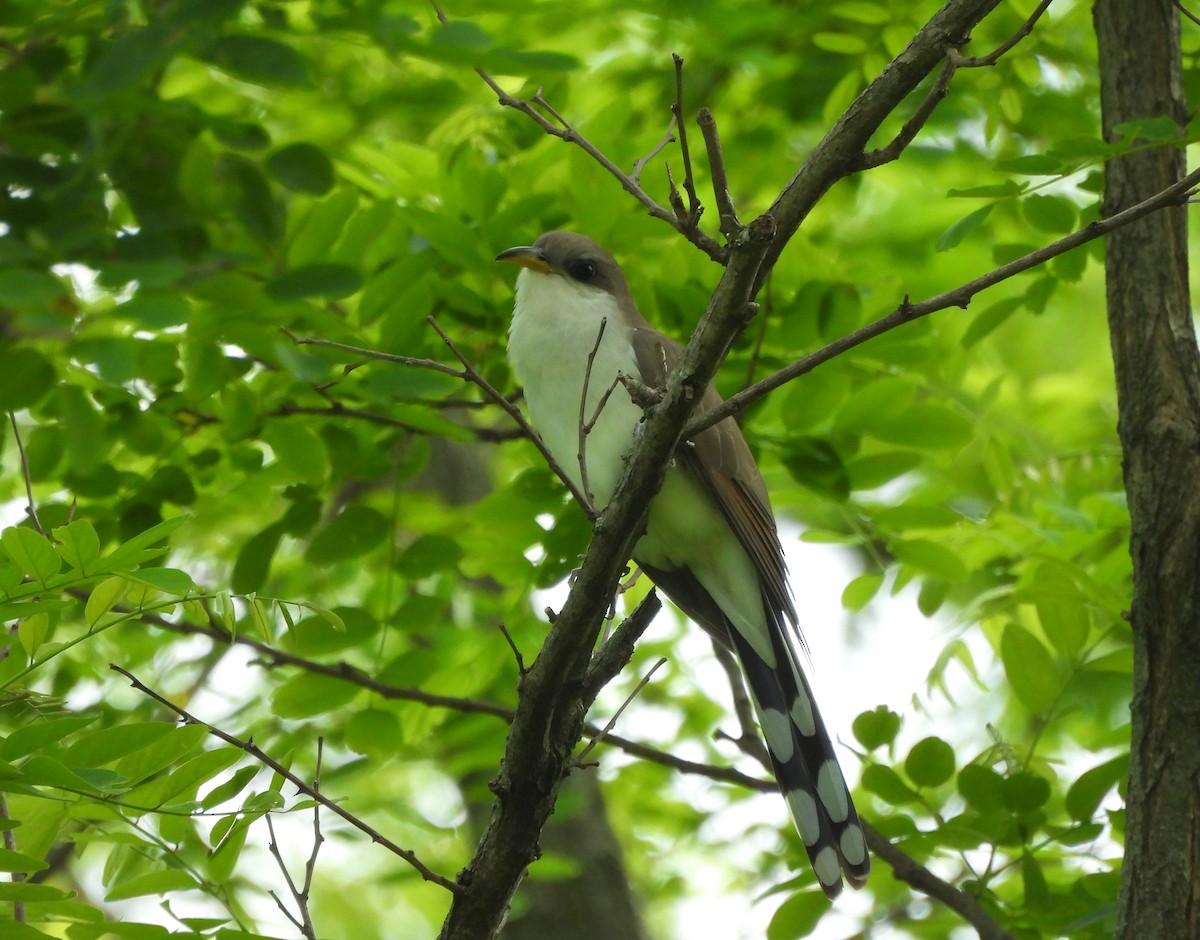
[507,268,645,506]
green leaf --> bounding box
[1065,755,1128,822]
[841,574,883,612]
[947,180,1026,198]
[891,539,968,582]
[1,527,61,584]
[346,708,404,757]
[767,890,828,939]
[1003,771,1051,812]
[957,764,1006,814]
[208,817,249,882]
[17,612,48,657]
[200,765,259,810]
[266,142,335,194]
[63,721,175,768]
[105,868,200,901]
[266,263,363,300]
[101,516,188,571]
[272,672,359,719]
[0,348,55,409]
[1022,194,1077,233]
[852,706,901,750]
[904,736,955,788]
[1112,116,1182,142]
[85,575,128,626]
[845,452,922,490]
[232,525,283,595]
[778,437,850,500]
[124,567,195,595]
[0,269,63,307]
[0,847,49,873]
[53,519,100,572]
[304,506,389,564]
[961,297,1023,348]
[1,715,96,760]
[433,20,493,49]
[812,32,868,54]
[263,421,329,484]
[867,402,975,449]
[1000,624,1060,712]
[936,205,992,251]
[206,35,310,87]
[861,764,919,805]
[0,882,71,901]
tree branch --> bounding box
[760,0,1007,284]
[856,54,959,170]
[437,217,776,940]
[956,0,1056,67]
[282,324,596,518]
[688,164,1200,437]
[863,823,1016,940]
[118,596,1015,940]
[697,108,741,238]
[110,664,462,894]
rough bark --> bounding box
[502,774,650,940]
[1094,3,1200,938]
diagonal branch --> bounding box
[688,163,1200,437]
[760,0,1006,285]
[119,596,1015,940]
[864,823,1016,940]
[282,324,596,518]
[856,54,959,170]
[110,664,462,894]
[956,0,1056,67]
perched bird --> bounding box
[497,231,868,897]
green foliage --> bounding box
[0,0,1170,936]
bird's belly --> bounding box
[636,468,766,642]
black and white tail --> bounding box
[727,621,869,898]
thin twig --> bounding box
[272,403,524,443]
[577,318,609,509]
[956,0,1056,67]
[631,120,678,187]
[265,814,309,937]
[577,656,668,764]
[282,324,596,517]
[9,414,44,536]
[496,623,527,675]
[671,54,703,227]
[110,664,462,894]
[697,108,741,239]
[1174,0,1200,27]
[858,54,959,170]
[690,164,1200,436]
[425,316,598,516]
[300,739,324,933]
[437,0,726,263]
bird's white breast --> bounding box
[507,269,644,506]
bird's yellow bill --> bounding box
[495,245,552,273]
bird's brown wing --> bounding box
[629,327,797,632]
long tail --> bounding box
[727,622,870,898]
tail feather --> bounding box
[727,620,869,897]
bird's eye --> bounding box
[566,259,597,282]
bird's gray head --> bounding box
[495,231,635,307]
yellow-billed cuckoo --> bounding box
[497,230,869,897]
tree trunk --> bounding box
[1094,3,1200,938]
